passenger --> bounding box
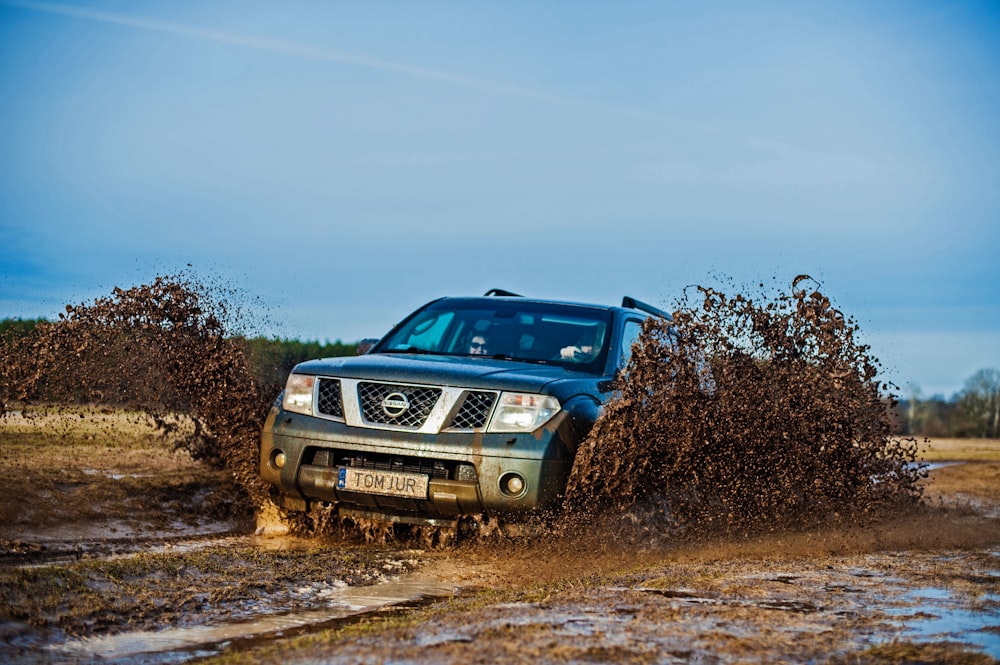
[560,340,593,361]
[468,333,489,356]
[560,327,603,361]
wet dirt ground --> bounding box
[1,410,999,664]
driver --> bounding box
[468,333,489,356]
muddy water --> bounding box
[892,584,1000,655]
[565,276,925,536]
[216,544,1000,664]
[52,568,463,663]
[0,275,272,508]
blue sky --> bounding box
[1,0,997,398]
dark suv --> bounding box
[259,291,668,528]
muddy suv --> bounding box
[260,291,669,528]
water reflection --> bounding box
[889,586,1000,657]
[53,571,460,663]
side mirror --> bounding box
[356,338,379,355]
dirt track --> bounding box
[1,411,999,664]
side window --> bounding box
[619,319,644,369]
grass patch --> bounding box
[924,462,1000,504]
[0,406,241,531]
[919,438,1000,463]
[838,640,998,664]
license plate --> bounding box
[337,467,429,499]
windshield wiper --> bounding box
[485,354,552,365]
[381,347,439,355]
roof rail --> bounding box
[484,289,522,297]
[622,296,671,320]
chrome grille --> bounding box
[317,378,344,418]
[449,391,497,429]
[357,382,441,428]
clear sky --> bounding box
[1,0,997,399]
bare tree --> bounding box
[958,368,1000,438]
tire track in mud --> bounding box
[50,565,466,664]
[0,524,476,665]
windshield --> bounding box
[377,299,613,373]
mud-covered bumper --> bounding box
[259,405,576,520]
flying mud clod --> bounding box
[563,277,925,538]
[0,275,273,510]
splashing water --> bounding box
[1,274,924,540]
[0,275,273,509]
[563,276,925,536]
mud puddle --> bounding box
[888,580,1000,656]
[0,528,464,664]
[229,543,999,665]
[50,568,465,664]
[1,527,249,568]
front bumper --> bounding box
[260,405,575,520]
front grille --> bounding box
[448,391,497,429]
[357,382,441,428]
[316,378,344,418]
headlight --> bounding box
[281,374,315,415]
[487,392,560,432]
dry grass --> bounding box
[0,406,200,465]
[0,406,241,535]
[917,437,1000,462]
[924,462,1000,505]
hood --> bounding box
[292,353,592,394]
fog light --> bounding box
[500,473,525,497]
[272,450,286,469]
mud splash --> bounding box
[565,276,925,536]
[0,275,272,508]
[1,273,925,542]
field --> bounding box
[1,409,999,664]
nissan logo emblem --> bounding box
[381,392,410,418]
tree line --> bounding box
[242,336,358,396]
[895,367,1000,439]
[3,317,997,438]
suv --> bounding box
[259,291,668,528]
